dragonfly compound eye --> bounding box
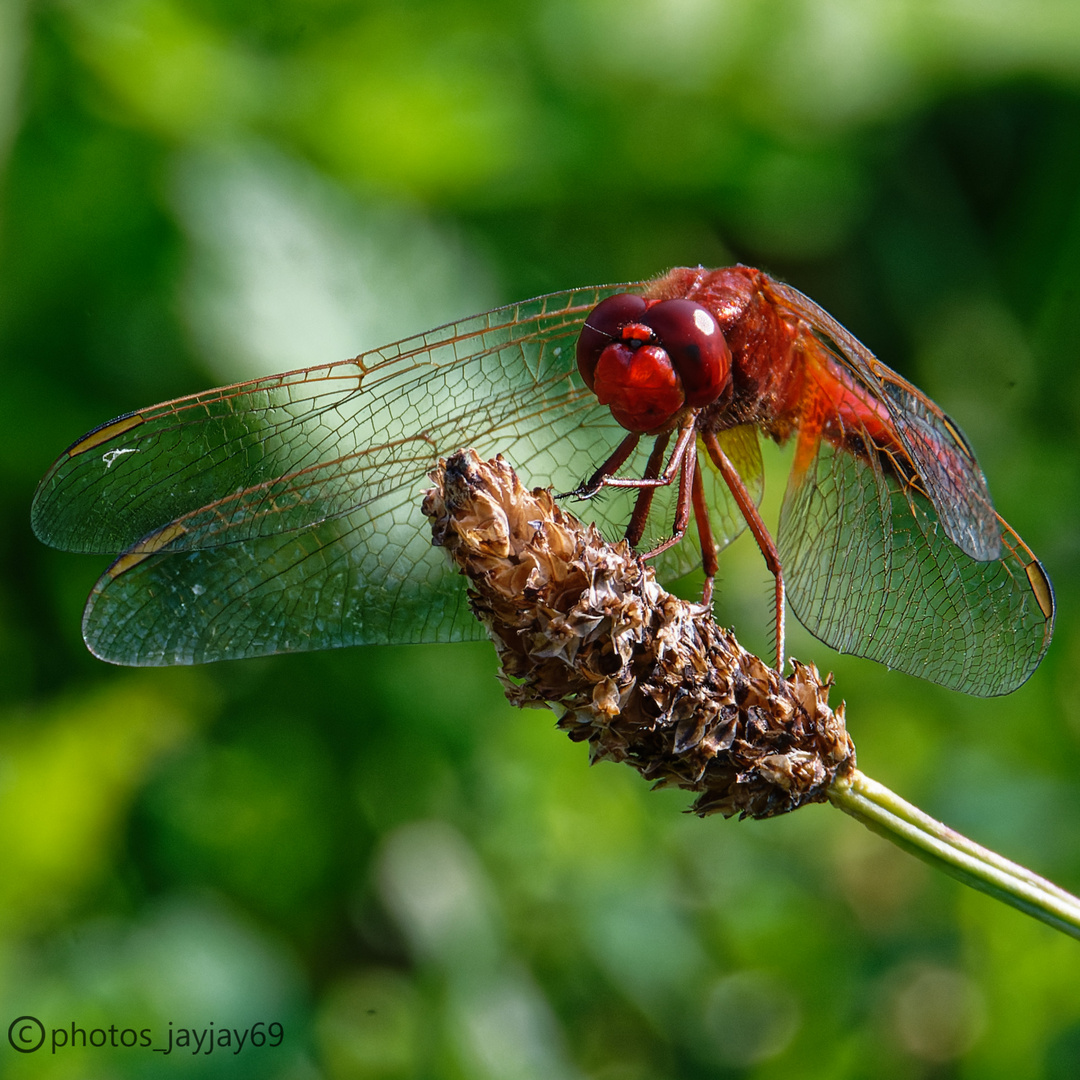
[642,299,730,408]
[576,292,649,390]
[578,294,732,432]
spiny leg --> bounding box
[566,413,697,549]
[702,430,786,673]
[634,434,696,561]
[567,416,711,598]
[624,433,670,548]
[691,453,718,607]
[621,429,719,607]
[566,432,640,498]
[599,417,697,493]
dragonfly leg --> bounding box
[635,437,696,560]
[564,432,640,498]
[599,418,696,492]
[567,417,715,596]
[702,431,786,673]
[691,453,718,607]
[624,434,670,547]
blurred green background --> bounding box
[3,0,1080,1076]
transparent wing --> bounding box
[762,274,1053,693]
[764,277,1001,560]
[778,414,1054,697]
[36,284,732,665]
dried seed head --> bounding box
[423,450,856,819]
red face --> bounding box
[576,293,732,433]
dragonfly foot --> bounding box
[558,478,603,500]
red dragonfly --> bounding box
[32,266,1054,696]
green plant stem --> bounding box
[829,769,1080,940]
[825,768,1080,937]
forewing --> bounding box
[763,277,1001,561]
[33,284,673,665]
[778,432,1054,696]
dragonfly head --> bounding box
[577,293,731,433]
